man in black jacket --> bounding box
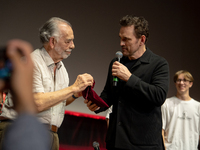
[85,15,169,150]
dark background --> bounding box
[0,0,200,116]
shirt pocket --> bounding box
[42,77,52,92]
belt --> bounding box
[0,118,13,122]
[45,124,58,133]
[51,125,58,132]
[0,119,13,123]
[0,116,13,122]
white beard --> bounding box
[54,45,71,59]
[62,49,71,59]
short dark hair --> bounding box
[39,17,72,44]
[173,70,194,83]
[119,15,149,43]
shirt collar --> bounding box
[121,47,152,65]
[40,47,62,69]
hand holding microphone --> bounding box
[113,51,123,86]
[112,51,132,85]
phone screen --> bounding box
[0,47,12,80]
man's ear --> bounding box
[189,81,193,88]
[140,35,146,46]
[49,37,56,49]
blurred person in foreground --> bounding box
[85,15,169,150]
[162,70,200,150]
[0,17,94,150]
[0,39,50,150]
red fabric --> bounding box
[82,81,109,107]
[65,110,106,120]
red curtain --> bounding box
[58,111,107,150]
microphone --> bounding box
[93,141,100,150]
[113,51,123,86]
[115,51,123,62]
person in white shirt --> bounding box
[0,17,94,150]
[162,70,200,150]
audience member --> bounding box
[0,39,50,150]
[162,70,200,150]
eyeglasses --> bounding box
[176,79,191,83]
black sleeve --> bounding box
[126,57,169,106]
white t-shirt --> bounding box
[162,96,200,150]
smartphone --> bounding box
[0,46,12,80]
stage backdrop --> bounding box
[0,0,199,117]
[58,110,107,150]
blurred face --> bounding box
[175,73,193,95]
[54,24,75,60]
[119,25,141,60]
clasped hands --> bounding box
[84,61,131,111]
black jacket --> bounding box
[96,48,169,150]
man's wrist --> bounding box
[72,94,78,99]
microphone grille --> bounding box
[93,141,99,147]
[115,51,123,59]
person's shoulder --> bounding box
[190,99,200,112]
[59,61,66,69]
[163,96,177,105]
[166,96,176,100]
[30,48,46,67]
[191,99,200,104]
[147,48,168,63]
[31,48,42,58]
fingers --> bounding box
[73,73,94,93]
[77,73,93,85]
[86,100,93,107]
[6,39,33,67]
[81,73,94,86]
[7,39,33,55]
[7,40,35,114]
[113,61,120,66]
[112,61,120,76]
[112,61,131,81]
[84,100,99,112]
[84,99,88,104]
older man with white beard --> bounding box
[0,17,94,150]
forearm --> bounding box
[14,96,36,114]
[66,95,76,106]
[126,62,169,106]
[34,85,76,112]
[162,129,166,150]
[128,75,168,105]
